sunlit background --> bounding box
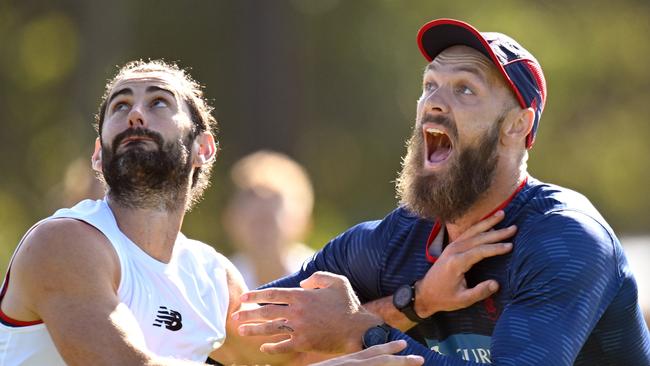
[0,1,648,312]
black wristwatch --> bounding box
[393,282,427,323]
[361,323,392,349]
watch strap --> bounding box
[399,282,427,323]
[402,300,426,323]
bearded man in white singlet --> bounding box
[0,60,240,365]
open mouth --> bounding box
[424,127,453,165]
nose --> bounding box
[421,86,449,115]
[127,105,146,128]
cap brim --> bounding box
[417,18,526,109]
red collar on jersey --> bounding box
[424,176,528,263]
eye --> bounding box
[457,85,474,96]
[151,97,169,108]
[423,82,436,92]
[113,101,129,112]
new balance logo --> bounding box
[153,306,183,331]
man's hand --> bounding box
[308,340,424,366]
[364,210,515,330]
[234,272,382,355]
[413,210,516,318]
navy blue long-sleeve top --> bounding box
[262,177,650,365]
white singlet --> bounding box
[0,199,231,365]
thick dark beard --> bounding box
[396,115,503,223]
[101,128,193,211]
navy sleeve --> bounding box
[386,210,625,365]
[489,211,621,365]
[259,211,399,302]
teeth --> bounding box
[426,128,444,136]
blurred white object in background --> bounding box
[621,236,650,326]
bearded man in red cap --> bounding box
[235,19,650,365]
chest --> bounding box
[380,227,514,362]
[116,257,229,360]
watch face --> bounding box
[363,326,389,348]
[393,284,413,309]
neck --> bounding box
[445,167,527,242]
[107,197,186,263]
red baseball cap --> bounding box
[417,18,547,149]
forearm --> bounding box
[363,296,416,332]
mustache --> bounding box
[418,114,458,140]
[111,128,165,154]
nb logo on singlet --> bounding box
[152,306,183,331]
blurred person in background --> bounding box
[224,150,315,289]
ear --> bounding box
[501,107,535,147]
[192,132,218,167]
[91,138,103,172]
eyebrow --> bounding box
[425,64,490,84]
[107,87,132,105]
[426,63,486,75]
[146,85,176,99]
[107,85,176,106]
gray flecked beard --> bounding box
[395,116,502,223]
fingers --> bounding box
[240,287,302,304]
[450,225,516,254]
[238,319,295,337]
[300,271,346,290]
[458,280,500,306]
[308,341,424,366]
[455,210,505,241]
[352,340,408,358]
[458,242,512,272]
[363,354,425,366]
[232,304,289,323]
[260,338,295,354]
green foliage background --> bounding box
[0,0,648,272]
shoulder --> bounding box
[519,179,604,220]
[511,209,620,288]
[12,218,120,311]
[515,179,615,250]
[513,179,616,251]
[183,237,237,273]
[179,237,222,260]
[180,237,248,293]
[215,251,248,294]
[518,210,614,251]
[17,218,119,271]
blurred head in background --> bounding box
[223,150,315,288]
